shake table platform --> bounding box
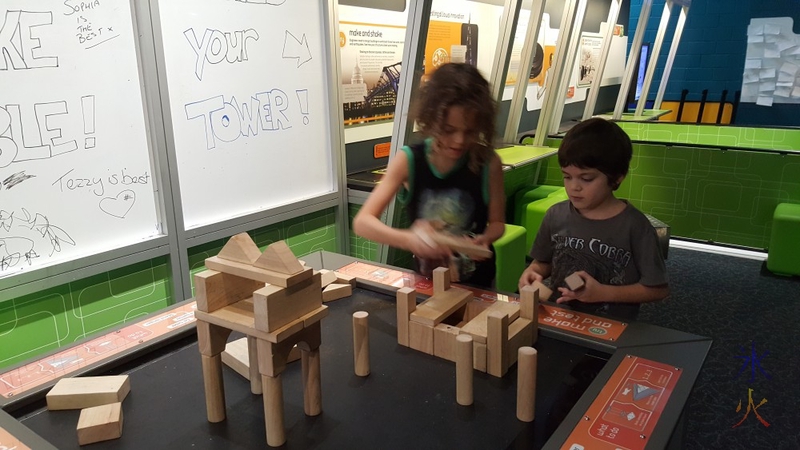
[9,252,711,449]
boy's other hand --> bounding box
[518,265,544,291]
[556,271,601,304]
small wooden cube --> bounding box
[565,272,585,291]
[77,402,123,445]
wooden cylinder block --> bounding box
[516,346,538,422]
[200,354,226,423]
[455,334,474,406]
[302,349,322,416]
[263,374,286,447]
[353,311,370,376]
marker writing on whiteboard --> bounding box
[82,95,96,149]
[296,89,309,125]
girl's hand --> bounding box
[465,234,491,261]
[409,220,451,260]
[556,271,603,304]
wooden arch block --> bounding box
[218,232,261,264]
[255,241,304,275]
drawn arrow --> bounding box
[283,30,311,68]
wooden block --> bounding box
[317,269,338,288]
[77,402,123,445]
[353,311,370,376]
[205,256,312,288]
[194,270,264,313]
[519,285,538,321]
[531,280,553,301]
[47,376,130,411]
[565,272,585,291]
[408,321,434,354]
[254,241,304,275]
[473,341,487,372]
[334,271,356,286]
[455,334,474,406]
[396,287,416,346]
[432,267,450,294]
[429,232,493,260]
[459,301,520,344]
[486,311,509,377]
[264,305,328,344]
[409,287,471,327]
[253,273,322,333]
[433,323,460,361]
[221,337,251,380]
[322,283,352,302]
[218,232,261,264]
[516,347,537,422]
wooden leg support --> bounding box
[516,346,537,422]
[200,354,226,423]
[456,334,474,406]
[263,374,286,447]
[247,336,262,395]
[301,348,322,416]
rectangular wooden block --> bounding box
[322,283,352,302]
[47,375,130,411]
[531,280,553,301]
[77,402,123,445]
[396,287,416,347]
[459,301,520,344]
[473,341,487,372]
[408,321,434,355]
[430,232,493,260]
[433,323,460,362]
[409,287,471,327]
[253,273,322,333]
[486,311,509,377]
[205,256,312,288]
[432,267,450,294]
[194,269,264,313]
[507,318,534,367]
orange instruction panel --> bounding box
[0,427,31,450]
[335,261,627,341]
[561,355,682,450]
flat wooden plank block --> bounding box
[409,287,471,327]
[221,337,251,380]
[430,232,493,259]
[205,256,312,288]
[322,283,352,302]
[433,323,460,361]
[253,273,322,333]
[77,402,123,445]
[47,375,130,411]
[408,321,434,355]
[459,301,520,343]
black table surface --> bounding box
[17,287,609,450]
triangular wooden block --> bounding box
[254,241,304,275]
[218,232,261,264]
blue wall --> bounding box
[629,0,800,126]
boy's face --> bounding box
[561,165,621,214]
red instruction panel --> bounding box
[560,355,682,450]
[0,302,197,399]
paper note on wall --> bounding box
[741,17,800,105]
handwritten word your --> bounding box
[184,28,259,81]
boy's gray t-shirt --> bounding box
[530,200,668,319]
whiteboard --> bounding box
[0,1,161,280]
[156,0,337,230]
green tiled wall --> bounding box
[349,203,380,262]
[616,122,800,151]
[0,209,339,371]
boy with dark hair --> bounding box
[518,118,668,320]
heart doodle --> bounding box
[99,190,136,218]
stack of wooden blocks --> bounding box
[396,267,539,377]
[46,375,130,445]
[192,232,353,447]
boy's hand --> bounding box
[518,265,544,291]
[556,271,602,304]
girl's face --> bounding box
[434,106,478,161]
[561,165,622,214]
